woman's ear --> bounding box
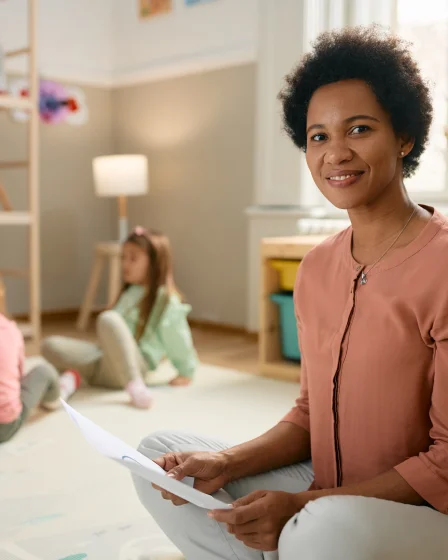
[399,136,415,158]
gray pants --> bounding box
[0,361,60,443]
[133,431,448,560]
[42,310,148,389]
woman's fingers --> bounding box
[152,471,190,505]
[210,502,260,525]
[166,456,199,480]
[153,457,165,468]
[154,452,182,472]
[172,496,188,506]
[159,488,188,506]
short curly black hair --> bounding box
[279,25,433,178]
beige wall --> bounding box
[1,64,255,326]
[113,63,256,327]
[0,84,115,315]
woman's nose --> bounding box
[324,141,353,165]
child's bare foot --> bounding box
[169,376,192,387]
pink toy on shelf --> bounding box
[8,78,88,125]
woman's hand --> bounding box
[153,451,230,506]
[210,490,309,552]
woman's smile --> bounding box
[325,169,365,188]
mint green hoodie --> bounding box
[114,285,198,378]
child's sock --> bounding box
[126,378,154,409]
[41,370,81,410]
[59,370,81,402]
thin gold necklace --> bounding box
[359,207,417,286]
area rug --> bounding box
[0,361,297,559]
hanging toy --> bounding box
[8,78,88,125]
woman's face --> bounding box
[305,79,410,210]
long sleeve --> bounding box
[18,332,25,379]
[280,321,310,431]
[156,300,199,378]
[280,264,310,431]
[0,315,24,423]
[394,320,448,513]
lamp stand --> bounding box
[118,195,128,243]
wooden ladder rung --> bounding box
[0,268,29,278]
[5,47,30,58]
[0,161,29,169]
[0,211,32,225]
[0,95,33,111]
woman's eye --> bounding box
[351,125,370,135]
[310,133,327,142]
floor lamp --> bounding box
[93,154,149,242]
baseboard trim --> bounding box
[13,308,258,340]
[189,318,258,341]
[12,307,103,323]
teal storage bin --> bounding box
[270,293,301,362]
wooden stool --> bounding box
[76,242,122,331]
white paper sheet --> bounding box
[61,400,230,510]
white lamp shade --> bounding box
[93,154,149,197]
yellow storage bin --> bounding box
[270,260,301,291]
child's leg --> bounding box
[0,415,23,443]
[20,362,60,412]
[41,336,102,385]
[94,310,147,388]
[94,311,153,408]
[0,361,78,443]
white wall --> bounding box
[0,0,257,86]
[0,0,113,85]
[112,0,258,85]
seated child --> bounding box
[42,227,199,409]
[0,313,80,443]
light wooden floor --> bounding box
[26,317,260,375]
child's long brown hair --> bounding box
[120,228,178,341]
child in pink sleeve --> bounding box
[0,314,80,443]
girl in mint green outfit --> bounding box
[42,228,198,409]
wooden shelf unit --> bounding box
[0,0,41,342]
[0,211,33,225]
[5,47,30,58]
[0,160,29,169]
[0,95,33,110]
[259,235,328,382]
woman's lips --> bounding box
[326,171,364,188]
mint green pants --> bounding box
[41,310,149,390]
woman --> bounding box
[132,26,448,559]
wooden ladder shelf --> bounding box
[0,0,40,344]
